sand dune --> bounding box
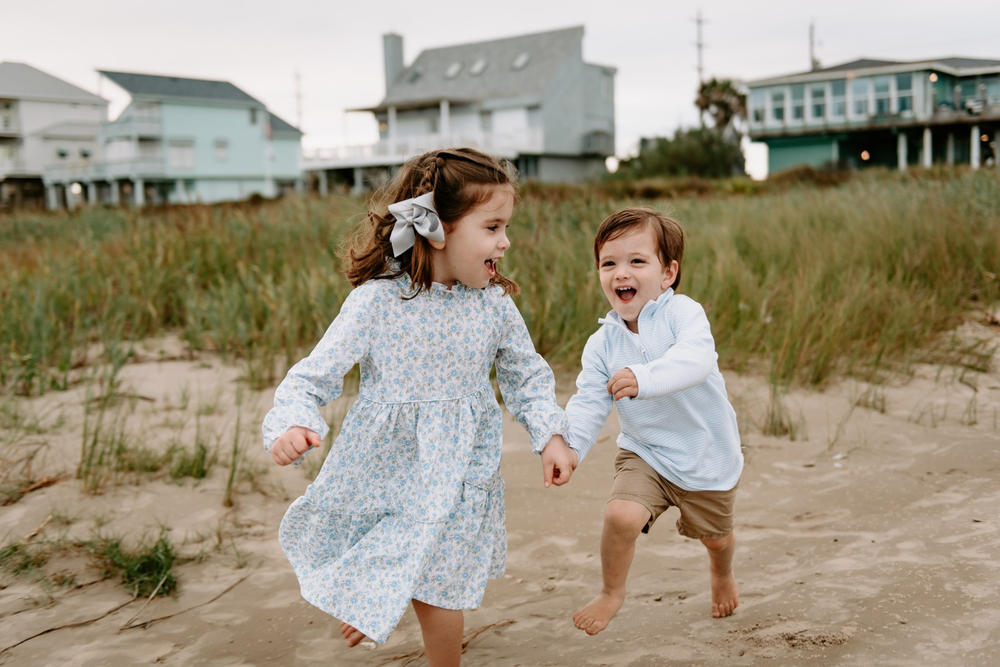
[2,322,998,666]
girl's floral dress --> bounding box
[262,275,567,643]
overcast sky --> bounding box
[6,0,999,168]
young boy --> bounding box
[565,207,743,635]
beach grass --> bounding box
[1,168,998,397]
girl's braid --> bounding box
[415,155,445,195]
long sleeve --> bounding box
[494,295,568,454]
[564,332,614,462]
[261,285,374,452]
[626,300,718,399]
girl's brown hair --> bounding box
[344,147,520,296]
[593,207,684,290]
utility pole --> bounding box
[809,21,820,71]
[694,9,706,128]
[694,9,706,84]
[294,70,303,131]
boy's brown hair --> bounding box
[344,147,519,296]
[593,207,684,290]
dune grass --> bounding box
[1,169,997,397]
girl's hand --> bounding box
[607,368,638,400]
[541,435,578,487]
[271,427,321,466]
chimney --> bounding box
[383,33,404,93]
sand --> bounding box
[1,322,999,666]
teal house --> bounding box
[746,57,1000,174]
[44,70,302,207]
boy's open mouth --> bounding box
[615,286,636,302]
[485,258,498,277]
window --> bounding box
[469,58,487,76]
[852,78,869,116]
[873,76,890,116]
[527,105,542,129]
[770,90,785,122]
[601,72,612,100]
[810,84,826,120]
[896,73,912,113]
[750,90,765,123]
[480,110,493,132]
[444,62,462,79]
[516,155,538,178]
[791,84,804,121]
[830,80,846,117]
[214,139,229,161]
[168,140,195,169]
[512,52,530,70]
[80,148,91,159]
[56,148,68,159]
[249,108,257,125]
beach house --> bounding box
[43,70,303,208]
[0,62,108,210]
[306,25,616,192]
[746,57,1000,174]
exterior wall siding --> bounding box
[160,102,267,179]
[766,136,838,173]
[18,100,105,174]
[540,51,585,154]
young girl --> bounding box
[262,147,576,665]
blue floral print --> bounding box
[262,275,567,643]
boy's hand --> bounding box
[541,435,578,487]
[271,426,321,466]
[607,368,638,400]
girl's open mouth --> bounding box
[616,287,636,302]
[485,259,497,277]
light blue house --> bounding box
[44,70,303,207]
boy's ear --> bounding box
[661,260,679,289]
[427,237,446,250]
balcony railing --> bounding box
[43,156,167,182]
[0,118,20,135]
[304,129,544,168]
[103,115,163,139]
[0,157,29,175]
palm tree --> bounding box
[695,78,747,136]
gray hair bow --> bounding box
[387,192,445,257]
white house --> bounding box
[44,70,304,208]
[0,61,108,209]
[306,25,616,192]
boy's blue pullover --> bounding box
[565,288,743,491]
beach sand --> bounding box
[2,322,999,666]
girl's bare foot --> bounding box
[711,570,739,618]
[339,621,366,647]
[572,591,625,635]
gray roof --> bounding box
[812,58,901,74]
[98,70,263,106]
[268,112,302,136]
[933,56,1000,69]
[750,55,1000,86]
[0,61,106,104]
[366,26,587,111]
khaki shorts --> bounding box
[610,448,737,539]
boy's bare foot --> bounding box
[710,570,739,618]
[339,621,366,646]
[572,591,625,635]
